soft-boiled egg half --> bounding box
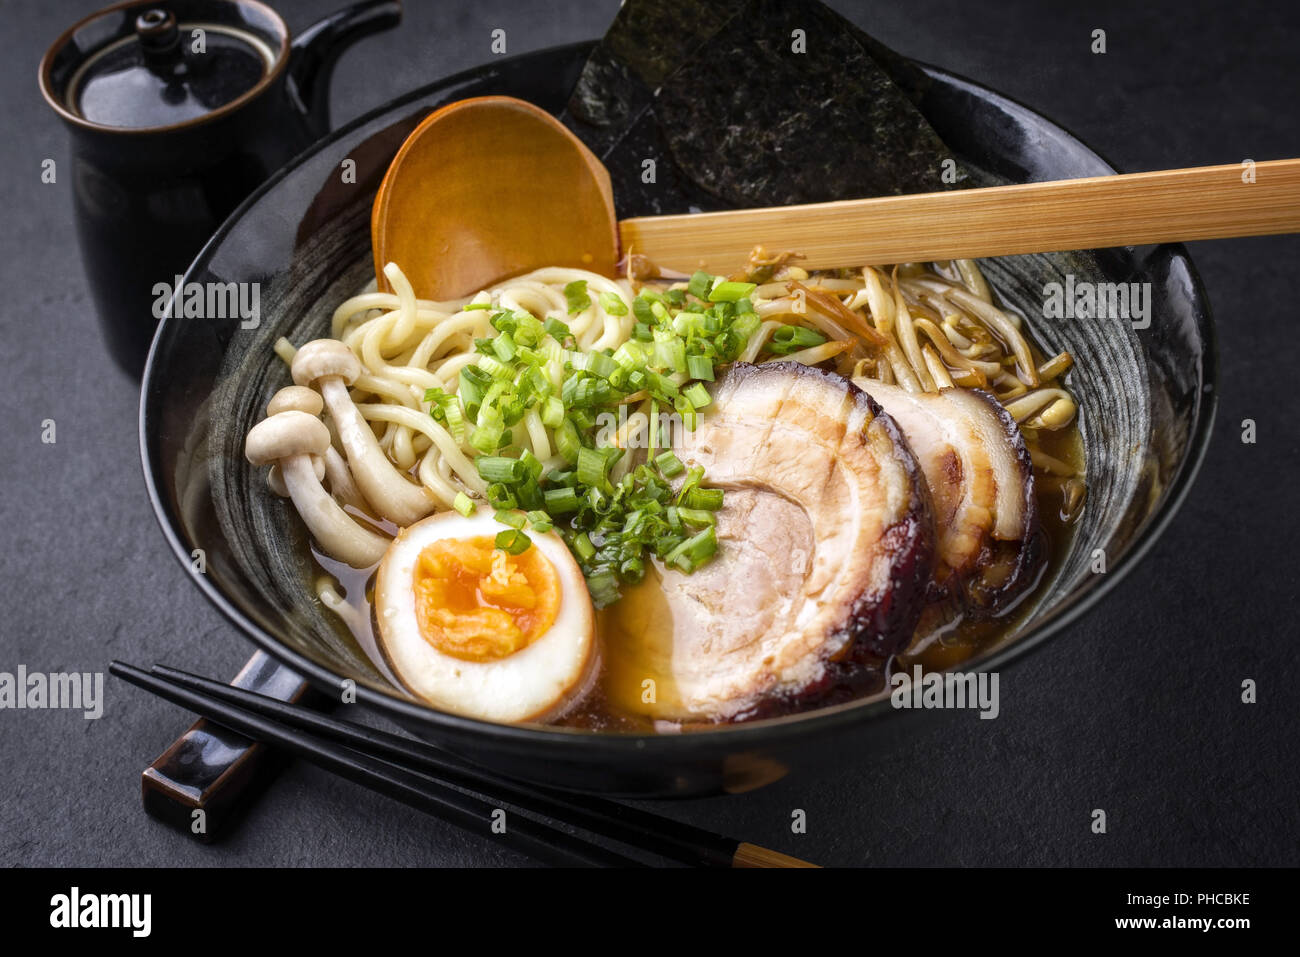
[374,510,597,723]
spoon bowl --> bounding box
[371,95,619,299]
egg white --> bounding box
[374,510,598,723]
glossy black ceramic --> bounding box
[40,0,401,376]
[140,43,1216,797]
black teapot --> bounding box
[40,0,402,376]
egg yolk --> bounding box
[412,536,561,662]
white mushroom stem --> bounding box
[318,375,434,527]
[280,454,389,567]
[321,445,370,513]
[291,339,434,528]
[267,455,324,498]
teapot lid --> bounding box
[40,1,290,133]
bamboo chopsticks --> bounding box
[619,159,1300,275]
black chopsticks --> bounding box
[109,661,816,868]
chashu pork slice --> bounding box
[852,379,1043,613]
[624,362,933,722]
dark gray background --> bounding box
[2,0,1296,867]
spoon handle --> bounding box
[619,158,1300,274]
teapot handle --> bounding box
[288,0,402,137]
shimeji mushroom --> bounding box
[264,386,324,497]
[268,385,323,418]
[245,409,389,568]
[291,339,434,527]
[263,387,369,512]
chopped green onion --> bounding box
[683,381,712,409]
[555,418,582,465]
[491,332,517,362]
[576,446,614,489]
[540,394,565,429]
[477,354,514,381]
[518,448,544,480]
[682,486,724,510]
[514,477,544,510]
[544,316,571,341]
[543,486,581,514]
[676,506,717,526]
[654,450,685,478]
[731,312,761,341]
[572,532,596,562]
[686,354,715,381]
[440,400,467,442]
[493,508,526,529]
[618,557,646,584]
[672,311,707,335]
[494,528,532,555]
[585,570,620,608]
[453,492,476,517]
[665,526,717,571]
[676,465,704,504]
[645,370,679,400]
[687,270,714,300]
[584,352,618,380]
[425,388,468,443]
[447,269,754,605]
[653,336,687,374]
[458,366,489,417]
[665,505,683,533]
[486,482,517,510]
[563,375,612,407]
[708,281,757,302]
[599,291,629,316]
[673,394,698,430]
[564,279,591,315]
[469,420,505,455]
[768,324,828,355]
[476,456,525,484]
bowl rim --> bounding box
[138,42,1219,754]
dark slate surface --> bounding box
[2,0,1296,867]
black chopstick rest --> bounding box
[141,652,326,842]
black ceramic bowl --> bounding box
[140,42,1216,797]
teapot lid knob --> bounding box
[135,9,181,67]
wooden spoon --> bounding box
[374,96,1300,296]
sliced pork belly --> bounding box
[852,379,1043,614]
[637,362,933,721]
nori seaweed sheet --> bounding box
[564,0,971,218]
